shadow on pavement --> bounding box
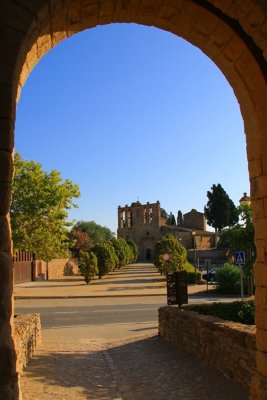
[21,336,249,400]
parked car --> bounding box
[202,268,217,282]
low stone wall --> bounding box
[14,314,41,375]
[158,306,256,390]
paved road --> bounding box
[17,272,249,399]
[15,294,244,343]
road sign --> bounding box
[234,251,246,266]
[234,251,246,301]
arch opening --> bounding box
[1,1,267,399]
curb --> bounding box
[14,293,166,300]
[14,292,218,300]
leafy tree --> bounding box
[127,239,139,262]
[218,203,256,264]
[69,229,94,257]
[109,237,132,268]
[10,153,80,261]
[160,208,168,221]
[153,235,187,276]
[92,242,118,278]
[73,220,114,245]
[177,210,183,225]
[168,212,176,226]
[204,183,239,245]
[78,251,98,284]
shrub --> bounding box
[78,251,98,284]
[153,235,187,276]
[215,263,242,294]
[190,301,255,325]
[184,261,201,284]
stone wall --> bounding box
[36,258,79,280]
[158,306,256,390]
[13,314,41,375]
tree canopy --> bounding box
[204,184,239,244]
[218,203,255,262]
[69,229,94,257]
[177,210,183,225]
[127,239,139,262]
[153,235,187,276]
[92,242,119,278]
[161,208,176,226]
[72,220,114,245]
[10,153,80,261]
[109,237,133,267]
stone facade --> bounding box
[158,306,256,390]
[183,208,207,230]
[1,1,267,398]
[117,201,215,260]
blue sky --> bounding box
[15,23,249,234]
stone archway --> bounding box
[1,1,267,399]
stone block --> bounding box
[249,159,262,179]
[0,216,12,252]
[0,151,13,183]
[0,119,14,152]
[0,251,13,306]
[0,85,16,119]
[254,263,267,286]
[255,287,267,307]
[254,219,267,240]
[256,328,267,352]
[0,183,12,215]
[256,306,267,330]
[250,373,267,399]
[257,350,267,376]
[251,175,267,199]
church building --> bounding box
[117,201,215,261]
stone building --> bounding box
[117,201,215,261]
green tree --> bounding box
[73,220,114,245]
[92,242,118,278]
[109,237,132,268]
[218,203,256,263]
[160,208,168,221]
[153,235,187,276]
[204,183,239,245]
[177,210,183,225]
[10,153,80,261]
[78,251,98,284]
[127,239,139,262]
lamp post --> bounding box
[192,229,197,282]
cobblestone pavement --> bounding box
[21,334,248,400]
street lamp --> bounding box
[192,229,197,282]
